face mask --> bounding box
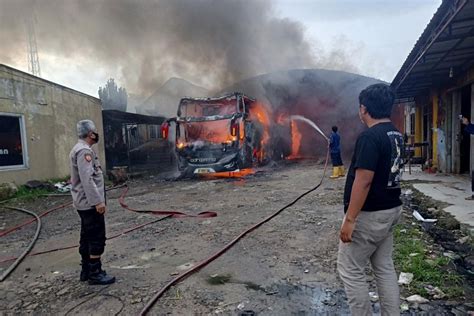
[92,132,100,143]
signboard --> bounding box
[0,115,25,168]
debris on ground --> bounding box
[400,302,409,312]
[443,251,460,260]
[0,182,18,200]
[1,164,471,315]
[456,236,469,244]
[109,166,129,185]
[406,294,430,304]
[54,182,71,193]
[398,272,414,285]
[24,180,55,191]
[412,210,437,223]
[424,285,446,299]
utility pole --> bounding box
[25,11,41,77]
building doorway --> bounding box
[422,103,433,162]
[460,84,471,174]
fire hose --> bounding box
[0,202,72,238]
[0,215,172,265]
[0,187,216,267]
[1,120,330,312]
[0,184,126,238]
[0,206,41,282]
[139,144,331,315]
[118,186,217,218]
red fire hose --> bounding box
[118,186,217,219]
[0,187,216,265]
[139,148,330,315]
[0,201,72,238]
[0,185,126,238]
[0,215,172,264]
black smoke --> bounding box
[0,0,348,94]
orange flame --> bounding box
[182,120,232,144]
[249,101,272,162]
[288,119,302,159]
[200,168,255,178]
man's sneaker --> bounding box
[87,262,116,285]
[465,195,474,201]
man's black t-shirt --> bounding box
[343,122,404,212]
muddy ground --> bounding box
[0,162,470,315]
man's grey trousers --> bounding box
[337,206,402,316]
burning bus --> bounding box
[161,93,274,177]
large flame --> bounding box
[249,101,272,162]
[288,119,302,159]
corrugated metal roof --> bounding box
[391,0,474,99]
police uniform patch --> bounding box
[84,154,92,162]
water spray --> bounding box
[290,115,329,142]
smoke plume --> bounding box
[0,0,357,94]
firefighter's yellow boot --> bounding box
[330,167,339,179]
[338,166,345,177]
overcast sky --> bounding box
[273,0,441,83]
[4,0,441,98]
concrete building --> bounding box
[392,0,474,175]
[0,64,105,185]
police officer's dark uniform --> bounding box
[70,132,115,285]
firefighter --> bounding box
[69,120,115,285]
[329,126,345,178]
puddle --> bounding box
[206,277,352,314]
[207,274,232,285]
[272,283,350,314]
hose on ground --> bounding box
[140,147,330,315]
[0,184,127,238]
[0,215,172,264]
[0,206,41,282]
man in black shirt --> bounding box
[337,84,404,316]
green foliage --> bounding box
[393,225,464,299]
[12,186,54,201]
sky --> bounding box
[2,0,441,98]
[273,0,441,83]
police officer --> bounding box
[69,120,115,285]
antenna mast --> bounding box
[26,11,41,77]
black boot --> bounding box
[88,261,115,285]
[80,260,89,282]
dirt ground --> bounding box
[0,162,468,315]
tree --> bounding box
[98,78,128,111]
